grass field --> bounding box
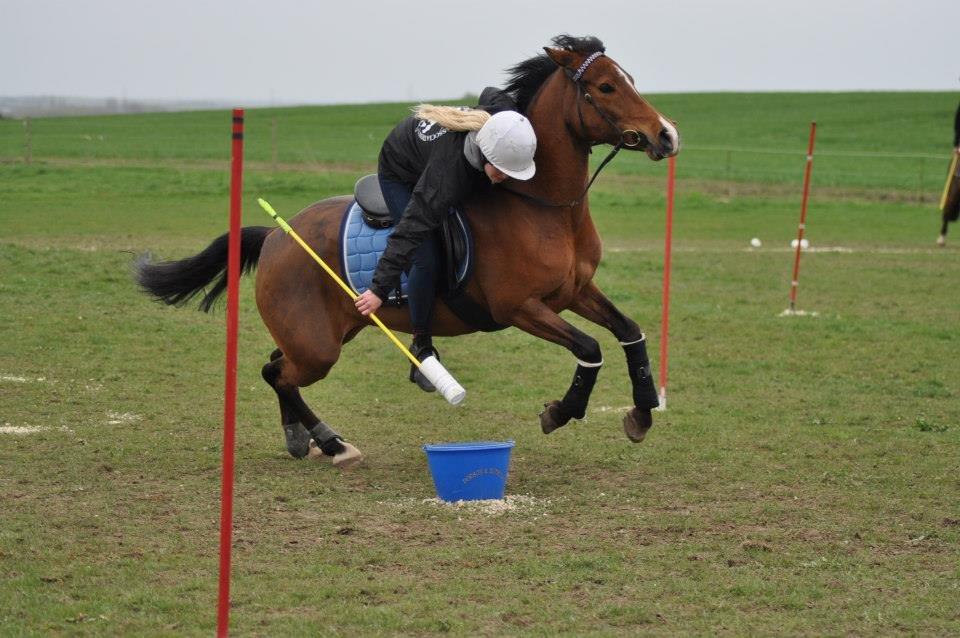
[1,93,959,636]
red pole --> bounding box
[789,121,817,311]
[658,155,676,409]
[217,108,244,638]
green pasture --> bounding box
[1,95,959,636]
[1,91,957,191]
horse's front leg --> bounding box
[569,281,659,443]
[508,298,604,434]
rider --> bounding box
[939,97,960,246]
[354,88,537,391]
[954,97,959,153]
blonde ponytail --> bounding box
[412,104,491,132]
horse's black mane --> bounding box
[504,35,606,113]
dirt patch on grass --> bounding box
[104,412,142,426]
[0,425,48,435]
[373,494,551,517]
[0,375,47,383]
[423,494,549,516]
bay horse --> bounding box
[137,35,680,468]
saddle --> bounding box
[341,174,471,301]
[338,175,504,331]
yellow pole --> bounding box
[257,198,421,368]
[940,151,959,211]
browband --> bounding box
[572,51,604,82]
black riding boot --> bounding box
[409,334,438,393]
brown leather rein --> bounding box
[501,52,646,209]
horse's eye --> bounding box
[598,83,615,94]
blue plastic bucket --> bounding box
[422,440,515,502]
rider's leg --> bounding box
[407,236,440,390]
[378,176,441,391]
[408,236,439,353]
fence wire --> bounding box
[1,116,955,199]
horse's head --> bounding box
[542,37,679,161]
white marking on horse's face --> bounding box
[659,116,680,153]
[614,66,643,99]
[613,64,679,154]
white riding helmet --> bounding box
[475,111,537,180]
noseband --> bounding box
[501,51,643,208]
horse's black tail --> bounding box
[136,226,273,312]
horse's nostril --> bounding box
[658,129,673,151]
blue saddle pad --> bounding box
[339,200,471,303]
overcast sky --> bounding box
[2,0,957,104]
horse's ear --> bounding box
[543,47,576,69]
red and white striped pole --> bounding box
[658,155,676,410]
[217,108,244,638]
[789,121,817,312]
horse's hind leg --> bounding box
[261,346,363,469]
[265,348,312,459]
[937,213,948,247]
[569,281,659,443]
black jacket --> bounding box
[370,88,517,301]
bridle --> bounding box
[502,50,646,208]
[569,51,646,150]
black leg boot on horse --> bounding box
[541,360,603,434]
[261,352,363,469]
[621,337,659,442]
[266,348,312,458]
[569,282,659,442]
[505,298,605,434]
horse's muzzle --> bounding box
[644,126,680,161]
[658,127,677,154]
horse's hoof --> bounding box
[623,407,653,443]
[283,422,311,458]
[539,400,569,434]
[332,441,364,470]
[936,235,946,247]
[308,440,364,470]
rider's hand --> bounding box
[354,290,383,316]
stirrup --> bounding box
[409,343,438,393]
